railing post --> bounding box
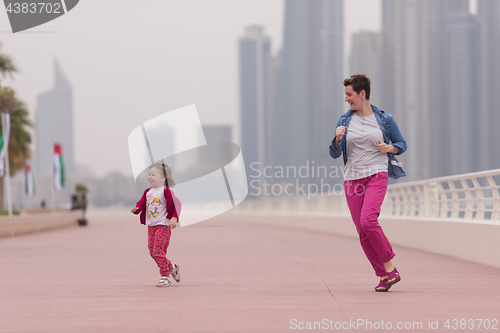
[461,179,473,219]
[487,176,500,220]
[424,182,439,218]
[424,183,431,218]
[449,181,460,218]
[472,177,484,219]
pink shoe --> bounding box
[375,278,391,292]
[386,268,401,286]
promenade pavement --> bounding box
[0,210,499,333]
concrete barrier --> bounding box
[225,212,500,269]
[0,211,81,239]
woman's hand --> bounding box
[131,207,139,213]
[168,217,178,229]
[377,140,398,154]
[335,126,348,145]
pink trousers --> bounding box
[148,225,172,277]
[344,172,395,277]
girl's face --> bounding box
[148,167,166,188]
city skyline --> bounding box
[1,0,495,209]
[238,0,496,193]
[0,0,383,178]
[3,1,494,187]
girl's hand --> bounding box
[169,217,178,229]
[377,140,398,154]
[131,207,139,213]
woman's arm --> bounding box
[377,140,400,154]
[329,117,344,159]
[387,114,407,155]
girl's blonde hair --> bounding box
[150,161,176,188]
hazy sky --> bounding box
[0,0,383,177]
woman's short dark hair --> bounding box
[343,74,371,100]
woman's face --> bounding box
[148,167,166,188]
[344,85,364,111]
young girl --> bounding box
[131,161,182,287]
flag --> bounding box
[53,143,65,191]
[25,163,36,197]
[0,113,11,177]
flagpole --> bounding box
[1,113,13,217]
[51,148,55,212]
[51,180,55,212]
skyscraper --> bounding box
[203,125,232,144]
[197,125,233,179]
[477,0,500,170]
[239,26,272,184]
[382,0,438,180]
[35,59,74,176]
[349,31,382,107]
[202,124,233,170]
[445,10,487,175]
[280,0,344,185]
[265,51,283,174]
[381,0,486,179]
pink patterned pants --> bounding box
[148,225,172,277]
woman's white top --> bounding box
[343,113,388,181]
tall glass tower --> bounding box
[280,0,344,186]
[35,59,74,176]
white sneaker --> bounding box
[170,262,181,283]
[156,276,171,287]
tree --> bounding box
[0,94,33,211]
[0,42,32,211]
[4,97,33,175]
[0,86,16,113]
[74,183,88,224]
[75,183,89,194]
[74,183,88,209]
[0,43,16,80]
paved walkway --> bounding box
[0,211,499,333]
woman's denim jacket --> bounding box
[329,105,408,179]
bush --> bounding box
[0,210,20,216]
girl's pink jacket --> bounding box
[133,186,182,225]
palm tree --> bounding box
[0,43,32,211]
[0,43,16,79]
[6,98,33,174]
[0,90,33,210]
[75,183,89,194]
[74,183,89,225]
[0,86,16,113]
[75,184,88,208]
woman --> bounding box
[329,74,407,292]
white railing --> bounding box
[233,187,350,216]
[233,169,500,222]
[383,169,500,220]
